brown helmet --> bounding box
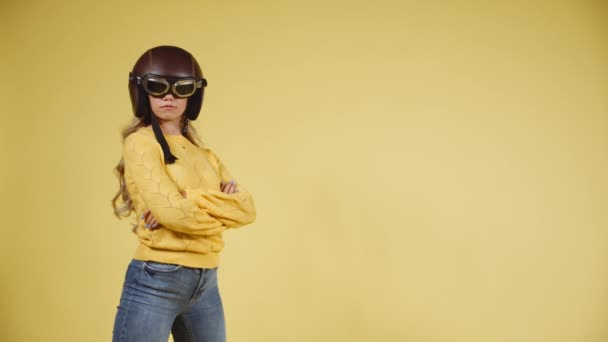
[127,45,208,163]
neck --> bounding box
[156,119,181,136]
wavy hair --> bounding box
[111,115,204,231]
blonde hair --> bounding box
[111,115,204,231]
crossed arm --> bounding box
[123,132,256,236]
[142,179,240,229]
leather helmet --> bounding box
[127,45,207,164]
[128,45,206,122]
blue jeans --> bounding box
[112,259,226,342]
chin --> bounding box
[153,114,174,121]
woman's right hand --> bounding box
[220,180,239,194]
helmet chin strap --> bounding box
[150,112,178,164]
[182,118,189,135]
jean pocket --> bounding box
[124,260,144,286]
[143,260,183,273]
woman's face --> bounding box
[148,93,188,122]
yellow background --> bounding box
[1,0,607,341]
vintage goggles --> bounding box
[131,73,207,98]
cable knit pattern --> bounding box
[122,125,256,268]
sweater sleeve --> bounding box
[186,188,256,229]
[123,132,227,236]
[185,149,257,229]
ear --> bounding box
[185,89,203,120]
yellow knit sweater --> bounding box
[122,125,256,268]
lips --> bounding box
[161,105,175,109]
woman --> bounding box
[111,45,256,342]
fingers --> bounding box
[220,180,238,194]
[149,217,159,229]
[142,209,151,226]
[142,209,159,229]
[229,180,236,193]
[223,182,234,194]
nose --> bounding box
[162,92,175,100]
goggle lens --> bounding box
[173,80,197,97]
[145,78,170,95]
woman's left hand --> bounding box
[142,190,186,230]
[142,209,159,230]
